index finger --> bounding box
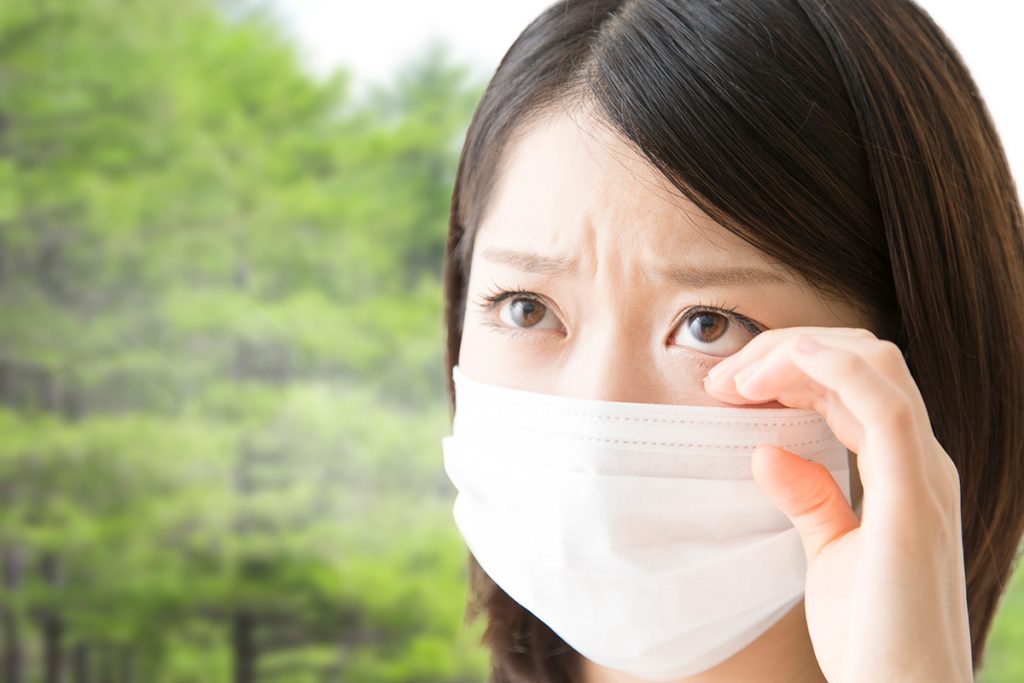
[707,326,877,380]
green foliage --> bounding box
[0,0,1021,681]
[0,0,487,680]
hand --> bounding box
[703,327,973,683]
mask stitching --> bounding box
[451,429,837,450]
[456,406,823,428]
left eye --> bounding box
[670,309,761,357]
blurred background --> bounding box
[0,0,1020,682]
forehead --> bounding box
[475,105,785,272]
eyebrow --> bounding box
[481,247,791,288]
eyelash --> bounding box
[470,282,766,337]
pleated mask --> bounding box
[441,364,852,681]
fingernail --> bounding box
[703,372,742,397]
[707,356,741,380]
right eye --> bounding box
[472,286,565,334]
[496,295,562,330]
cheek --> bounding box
[654,356,737,407]
[456,321,490,369]
[456,318,538,379]
[459,323,561,372]
[667,343,723,375]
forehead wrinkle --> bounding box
[567,112,731,267]
[483,241,794,292]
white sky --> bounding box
[270,0,1023,189]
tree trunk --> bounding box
[120,645,135,683]
[98,642,114,683]
[0,605,23,683]
[1,546,25,683]
[41,613,63,683]
[232,611,257,683]
[71,642,90,683]
[40,554,64,683]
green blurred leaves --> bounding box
[0,0,485,681]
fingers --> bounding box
[751,444,860,563]
[731,335,927,497]
[706,326,875,382]
[710,332,928,428]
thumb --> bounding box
[751,444,859,563]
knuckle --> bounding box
[833,347,869,375]
[873,339,908,372]
[864,339,905,378]
[878,394,917,432]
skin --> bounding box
[456,102,972,682]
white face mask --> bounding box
[441,365,853,682]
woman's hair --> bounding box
[441,0,1024,680]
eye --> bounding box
[471,284,564,334]
[497,296,561,330]
[669,305,764,357]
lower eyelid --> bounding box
[482,317,563,339]
[481,319,533,337]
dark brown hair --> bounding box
[441,0,1024,680]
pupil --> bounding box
[691,313,727,342]
[511,298,543,326]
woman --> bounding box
[440,0,1024,681]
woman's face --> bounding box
[458,105,875,408]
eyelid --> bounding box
[470,283,537,311]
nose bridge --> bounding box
[562,233,665,404]
[561,316,657,404]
